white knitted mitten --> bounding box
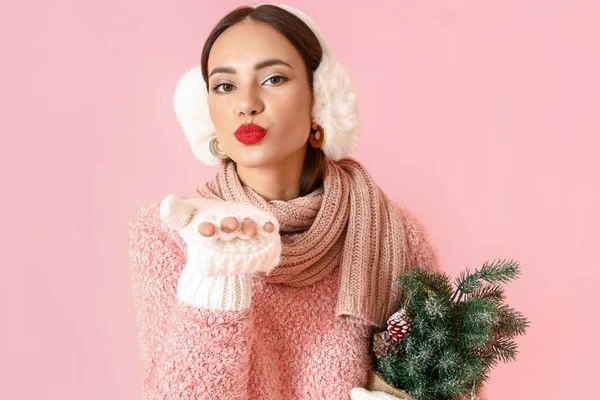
[159,194,282,311]
[349,388,403,400]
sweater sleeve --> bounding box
[126,201,255,399]
[395,202,443,274]
[396,203,491,400]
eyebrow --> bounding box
[208,59,293,79]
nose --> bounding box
[235,85,264,117]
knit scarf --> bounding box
[195,157,408,327]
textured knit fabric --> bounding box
[196,157,407,328]
[178,272,253,311]
[127,198,448,399]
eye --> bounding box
[264,75,288,86]
[211,83,235,94]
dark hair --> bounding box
[200,5,325,196]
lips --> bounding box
[234,123,267,145]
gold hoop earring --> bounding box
[308,126,325,149]
[208,136,228,159]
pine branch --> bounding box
[423,295,451,321]
[451,268,483,302]
[399,269,423,293]
[497,338,519,364]
[452,259,520,303]
[470,284,506,303]
[453,267,483,299]
[434,346,461,376]
[481,337,519,367]
[477,350,500,371]
[459,298,498,350]
[478,258,521,285]
[495,304,530,338]
[405,267,455,299]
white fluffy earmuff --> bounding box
[172,3,361,166]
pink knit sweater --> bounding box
[127,199,463,399]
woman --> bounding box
[128,4,486,399]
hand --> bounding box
[159,194,282,311]
[350,387,403,400]
[197,215,275,238]
[160,194,282,277]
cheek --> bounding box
[207,96,225,127]
[271,87,312,133]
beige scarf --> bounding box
[195,157,408,327]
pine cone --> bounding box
[373,330,403,359]
[387,308,413,341]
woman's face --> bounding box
[206,21,314,168]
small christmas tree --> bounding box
[372,258,529,400]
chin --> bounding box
[231,147,300,169]
[229,150,278,169]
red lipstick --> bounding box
[234,123,267,145]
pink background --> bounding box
[1,0,598,398]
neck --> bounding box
[235,147,306,201]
